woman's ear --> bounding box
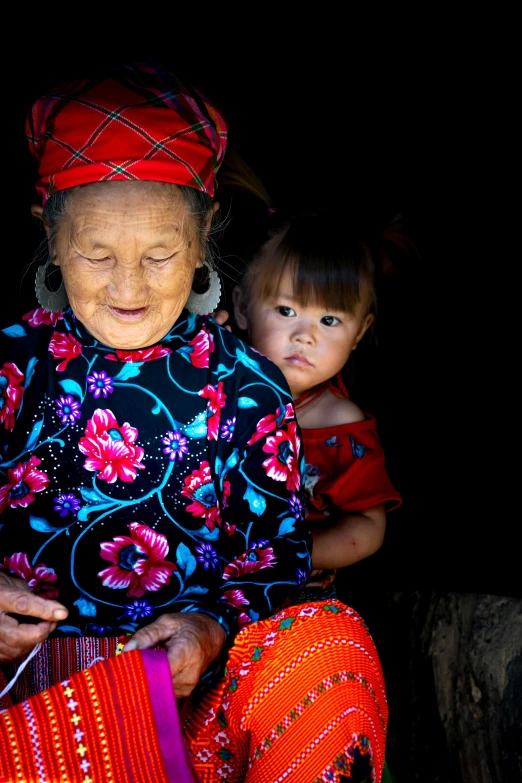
[353,313,375,348]
[203,201,220,233]
[232,285,249,331]
[31,203,55,257]
[197,201,220,269]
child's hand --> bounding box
[212,309,232,331]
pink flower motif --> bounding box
[181,460,230,531]
[237,612,252,628]
[221,589,251,628]
[222,588,249,609]
[0,552,58,599]
[198,382,226,441]
[0,362,24,432]
[247,403,295,446]
[78,409,145,483]
[98,522,177,598]
[48,331,82,372]
[23,308,64,328]
[223,546,277,581]
[262,421,301,492]
[186,326,215,368]
[105,345,172,363]
[0,457,50,514]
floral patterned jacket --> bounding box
[0,307,311,641]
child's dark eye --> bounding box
[276,306,296,317]
[321,315,340,327]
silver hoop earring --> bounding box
[186,260,221,315]
[35,259,69,313]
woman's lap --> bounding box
[1,600,387,782]
[183,600,388,782]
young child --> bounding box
[233,210,402,599]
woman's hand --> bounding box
[123,612,227,698]
[0,573,68,663]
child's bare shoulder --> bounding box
[324,394,365,426]
[302,390,365,428]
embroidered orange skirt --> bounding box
[1,600,388,782]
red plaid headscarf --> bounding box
[26,62,228,203]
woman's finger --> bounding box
[0,584,68,623]
[171,669,201,698]
[0,641,30,663]
[1,619,56,644]
[123,615,181,652]
[125,625,198,687]
[124,613,225,689]
[0,617,56,662]
[166,638,204,696]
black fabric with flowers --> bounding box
[0,307,311,639]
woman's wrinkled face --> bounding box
[52,182,204,349]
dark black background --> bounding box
[2,24,515,600]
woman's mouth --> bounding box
[108,306,149,322]
[284,354,312,367]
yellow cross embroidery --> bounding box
[76,744,87,757]
[70,714,81,726]
[64,687,74,698]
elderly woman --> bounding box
[0,64,388,782]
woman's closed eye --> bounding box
[83,256,111,265]
[146,253,178,265]
[275,306,296,317]
[81,253,178,265]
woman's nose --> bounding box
[106,266,147,302]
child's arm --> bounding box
[311,504,386,569]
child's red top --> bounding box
[302,414,402,522]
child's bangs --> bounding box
[289,251,366,314]
[254,244,369,316]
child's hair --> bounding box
[237,210,377,318]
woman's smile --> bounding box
[108,305,150,322]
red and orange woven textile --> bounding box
[183,600,388,782]
[0,648,198,783]
[0,636,120,709]
[1,601,387,782]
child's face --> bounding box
[237,272,373,398]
